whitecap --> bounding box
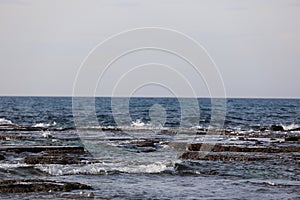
[36,161,172,176]
[131,119,146,127]
[282,123,300,131]
[33,122,56,128]
[0,118,13,125]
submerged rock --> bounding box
[285,136,300,142]
[0,179,92,193]
[134,140,159,147]
[270,125,284,132]
[0,135,31,140]
[0,146,85,153]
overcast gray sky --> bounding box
[0,0,299,98]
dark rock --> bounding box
[0,154,5,160]
[138,147,157,153]
[285,136,300,142]
[187,143,300,153]
[24,155,82,165]
[270,125,284,132]
[0,179,92,193]
[0,135,31,140]
[259,127,267,132]
[177,152,267,161]
[0,146,85,153]
[52,127,76,131]
[289,128,300,132]
[101,127,121,131]
[134,140,159,147]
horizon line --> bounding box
[0,94,299,100]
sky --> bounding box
[0,0,299,98]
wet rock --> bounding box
[134,140,159,147]
[270,125,284,132]
[259,127,267,132]
[167,142,188,150]
[0,179,92,193]
[101,127,121,131]
[137,147,157,153]
[178,152,267,162]
[0,146,85,153]
[285,136,300,142]
[0,135,30,140]
[52,127,76,131]
[24,155,82,165]
[0,154,5,160]
[87,192,94,198]
[289,127,300,132]
[187,143,300,153]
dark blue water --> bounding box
[0,97,299,131]
[0,97,299,199]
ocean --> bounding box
[0,97,299,199]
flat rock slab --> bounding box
[0,135,31,140]
[178,152,268,161]
[24,155,82,165]
[187,143,300,153]
[0,146,84,153]
[0,179,92,193]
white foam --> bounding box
[131,119,146,127]
[33,122,56,128]
[0,163,31,169]
[0,118,13,125]
[36,161,171,176]
[282,123,300,131]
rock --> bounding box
[0,135,30,140]
[101,127,121,132]
[259,127,267,132]
[186,143,300,153]
[0,145,85,153]
[0,154,5,160]
[285,136,300,142]
[289,128,300,132]
[137,147,156,153]
[134,140,159,147]
[24,155,82,165]
[0,179,92,193]
[177,152,267,162]
[87,192,94,198]
[270,125,284,132]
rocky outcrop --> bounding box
[0,179,92,193]
[285,136,300,142]
[177,152,267,161]
[0,146,84,153]
[24,155,82,165]
[178,142,300,162]
[270,125,284,132]
[186,143,300,153]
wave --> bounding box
[0,118,13,125]
[33,122,57,128]
[35,161,174,176]
[281,123,300,131]
[131,119,148,127]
